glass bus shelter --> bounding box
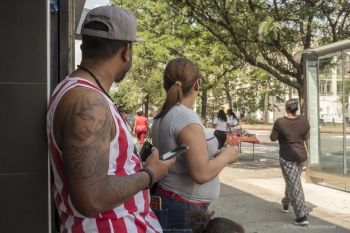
[303,39,350,192]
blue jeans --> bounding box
[152,190,209,233]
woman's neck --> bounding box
[180,96,195,109]
[286,112,297,118]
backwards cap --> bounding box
[81,6,145,42]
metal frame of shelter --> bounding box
[303,39,350,192]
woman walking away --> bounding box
[227,109,239,134]
[213,109,232,149]
[270,99,310,226]
[152,58,240,233]
[133,111,149,143]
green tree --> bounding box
[112,0,244,120]
[111,0,180,115]
[187,30,243,120]
[166,0,350,115]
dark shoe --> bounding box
[282,202,289,213]
[294,216,309,225]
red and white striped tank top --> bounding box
[47,77,161,233]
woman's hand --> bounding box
[219,146,241,164]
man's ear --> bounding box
[121,43,131,62]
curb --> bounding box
[239,124,350,134]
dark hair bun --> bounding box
[285,99,299,112]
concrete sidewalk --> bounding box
[137,128,350,232]
[203,127,350,232]
[209,159,350,233]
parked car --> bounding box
[148,117,154,128]
[128,114,135,127]
[320,113,343,123]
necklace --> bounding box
[77,65,139,155]
[77,65,129,125]
[77,65,116,105]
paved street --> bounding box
[135,128,350,232]
[206,129,350,233]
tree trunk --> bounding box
[223,81,232,109]
[201,89,208,122]
[145,94,149,117]
[264,77,270,124]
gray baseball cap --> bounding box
[81,6,145,42]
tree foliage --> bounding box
[111,0,243,119]
[166,0,350,114]
[111,0,178,116]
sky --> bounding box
[84,0,110,9]
[75,0,110,66]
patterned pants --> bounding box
[279,157,309,218]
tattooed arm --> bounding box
[54,88,175,217]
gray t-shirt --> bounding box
[152,104,220,203]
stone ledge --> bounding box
[240,123,350,133]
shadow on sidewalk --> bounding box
[210,183,350,233]
[229,159,281,170]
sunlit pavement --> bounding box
[134,128,350,232]
[206,128,350,233]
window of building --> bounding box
[337,81,342,93]
[320,80,333,93]
[326,81,332,93]
[320,80,325,93]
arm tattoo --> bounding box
[62,92,147,204]
[63,93,111,186]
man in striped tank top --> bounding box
[47,6,175,233]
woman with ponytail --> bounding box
[151,58,240,233]
[270,99,310,226]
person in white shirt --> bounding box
[227,109,239,134]
[213,109,232,149]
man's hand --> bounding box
[142,147,176,182]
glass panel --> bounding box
[344,49,350,180]
[306,59,320,166]
[317,53,344,178]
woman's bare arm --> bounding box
[177,124,239,184]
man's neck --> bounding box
[73,60,115,93]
